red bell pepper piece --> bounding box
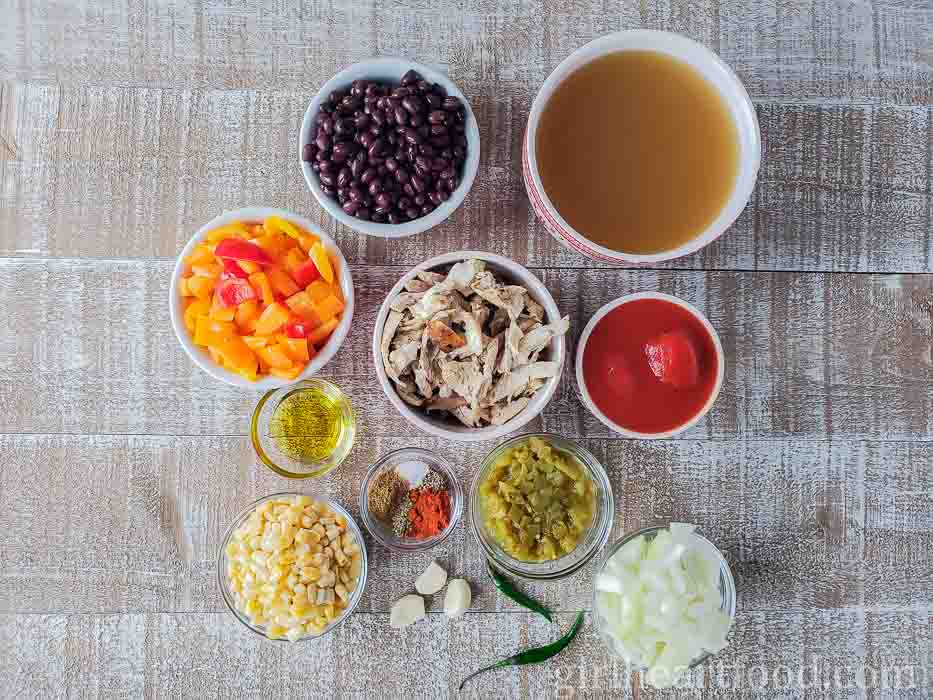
[214,238,272,265]
[644,329,700,389]
[284,320,311,338]
[290,259,321,287]
[220,258,249,280]
[217,278,258,308]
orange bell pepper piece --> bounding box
[284,291,322,325]
[264,215,303,241]
[309,242,334,284]
[269,364,305,381]
[185,243,215,266]
[276,335,311,363]
[211,334,258,372]
[207,221,250,241]
[255,232,292,259]
[235,299,260,331]
[187,275,215,302]
[178,277,194,297]
[312,294,345,323]
[257,344,293,369]
[254,302,290,336]
[237,260,260,275]
[210,306,236,322]
[306,280,335,303]
[297,233,320,254]
[249,272,275,306]
[235,365,258,382]
[184,299,211,332]
[307,318,339,347]
[266,265,300,297]
[283,247,308,274]
[242,335,269,352]
[191,263,222,279]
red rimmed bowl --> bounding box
[523,30,761,265]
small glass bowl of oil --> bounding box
[250,379,356,478]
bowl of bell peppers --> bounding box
[170,207,354,388]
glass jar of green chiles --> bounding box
[478,435,597,562]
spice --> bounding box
[407,488,451,539]
[421,468,447,492]
[392,494,413,536]
[368,469,402,521]
[459,611,585,690]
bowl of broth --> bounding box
[523,31,761,264]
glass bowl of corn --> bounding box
[217,492,368,642]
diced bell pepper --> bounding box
[254,302,291,336]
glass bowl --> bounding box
[592,525,737,670]
[250,378,356,478]
[469,433,614,581]
[217,492,368,642]
[359,448,463,552]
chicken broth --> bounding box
[535,50,740,254]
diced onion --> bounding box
[595,523,732,688]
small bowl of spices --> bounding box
[251,378,357,478]
[359,448,463,551]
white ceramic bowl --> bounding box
[169,207,355,389]
[300,57,481,238]
[575,292,725,438]
[372,251,566,442]
[523,30,761,265]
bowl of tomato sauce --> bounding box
[575,292,724,438]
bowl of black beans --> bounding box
[300,58,480,238]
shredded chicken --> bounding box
[380,259,570,428]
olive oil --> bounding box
[269,387,345,463]
[536,50,740,254]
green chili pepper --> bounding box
[459,611,585,691]
[486,562,554,622]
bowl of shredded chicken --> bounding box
[372,252,570,441]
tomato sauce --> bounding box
[581,298,719,434]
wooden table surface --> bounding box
[2,1,933,698]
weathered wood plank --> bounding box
[2,260,933,440]
[1,610,930,698]
[1,83,931,271]
[2,0,931,103]
[3,435,932,618]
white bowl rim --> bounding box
[371,251,566,442]
[299,57,481,239]
[574,292,725,439]
[169,206,355,389]
[524,29,762,264]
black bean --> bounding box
[454,133,467,147]
[402,96,424,114]
[302,143,316,162]
[356,207,371,221]
[432,133,451,148]
[414,194,426,206]
[315,151,328,163]
[453,122,466,134]
[361,168,377,185]
[421,204,434,215]
[385,157,399,172]
[403,128,421,145]
[368,179,383,195]
[341,95,362,111]
[439,189,450,201]
[419,143,436,157]
[332,142,356,161]
[315,132,331,151]
[354,113,371,129]
[415,155,431,171]
[409,112,424,127]
[453,145,465,159]
[372,210,388,222]
[394,168,410,184]
[319,172,336,187]
[393,106,408,126]
[443,96,461,111]
[403,182,416,197]
[334,118,352,136]
[428,110,447,124]
[388,212,401,224]
[377,165,388,177]
[310,162,320,172]
[439,166,456,180]
[319,114,334,133]
[416,80,431,92]
[350,151,366,178]
[411,174,426,193]
[401,69,420,86]
[429,191,443,205]
[405,207,418,218]
[369,124,382,138]
[320,103,334,114]
[387,97,401,110]
[322,185,337,197]
[375,193,392,209]
[431,157,448,171]
[368,138,387,158]
[430,124,447,136]
[425,94,442,109]
[432,82,447,96]
[349,187,364,202]
[418,125,431,138]
[337,167,352,188]
[407,144,419,161]
[398,197,411,210]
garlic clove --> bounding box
[444,578,471,618]
[414,560,448,595]
[390,594,426,628]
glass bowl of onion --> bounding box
[592,523,736,688]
